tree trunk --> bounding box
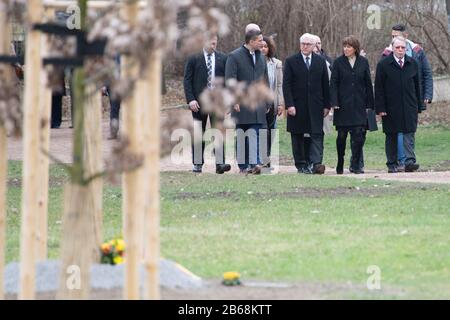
[57,183,94,299]
[58,0,97,300]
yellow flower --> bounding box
[223,272,240,281]
[113,255,124,265]
[115,239,125,252]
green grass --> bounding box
[277,120,450,170]
[5,170,450,299]
[4,122,450,298]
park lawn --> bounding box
[277,120,450,171]
[5,170,450,299]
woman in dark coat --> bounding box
[330,36,374,174]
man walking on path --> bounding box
[283,33,331,175]
[376,36,422,173]
[382,24,433,171]
[225,29,268,174]
[183,34,231,174]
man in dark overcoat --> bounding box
[283,33,331,174]
[375,36,422,173]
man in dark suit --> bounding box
[225,29,268,175]
[375,36,422,173]
[283,33,331,174]
[183,34,231,174]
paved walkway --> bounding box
[6,119,450,184]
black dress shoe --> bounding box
[312,164,325,175]
[216,164,231,174]
[297,166,312,174]
[388,167,398,173]
[192,165,203,173]
[349,167,365,174]
[336,159,344,175]
[248,165,261,175]
[405,163,420,172]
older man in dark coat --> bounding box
[375,36,422,173]
[382,24,433,171]
[225,29,268,174]
[283,33,331,174]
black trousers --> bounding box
[336,126,366,170]
[291,133,322,169]
[192,112,225,166]
[266,106,276,158]
[385,132,416,169]
[51,93,63,128]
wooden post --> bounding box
[84,84,103,261]
[19,0,44,300]
[122,2,145,300]
[143,50,162,300]
[0,125,6,300]
[0,5,12,300]
[36,8,54,262]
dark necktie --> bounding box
[399,59,403,68]
[306,56,310,70]
[207,53,213,89]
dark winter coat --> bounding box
[330,54,374,127]
[225,45,268,126]
[375,53,422,134]
[283,53,331,134]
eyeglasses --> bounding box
[394,46,406,49]
[300,43,314,46]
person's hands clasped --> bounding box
[189,100,200,113]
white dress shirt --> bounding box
[203,49,216,82]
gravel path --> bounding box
[6,119,450,184]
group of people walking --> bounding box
[183,23,433,175]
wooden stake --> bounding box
[0,125,6,300]
[84,84,103,261]
[36,8,54,262]
[122,1,145,300]
[0,5,12,300]
[19,0,44,300]
[143,50,162,300]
